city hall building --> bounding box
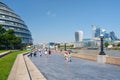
[0,2,32,45]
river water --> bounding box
[76,50,120,57]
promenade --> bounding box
[30,53,120,80]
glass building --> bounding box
[75,31,83,42]
[94,27,101,38]
[0,2,32,44]
[110,31,119,41]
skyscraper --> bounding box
[92,25,101,39]
[94,27,101,38]
[0,2,32,44]
[110,31,119,41]
[75,31,83,42]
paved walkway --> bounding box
[29,53,120,80]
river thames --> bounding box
[76,50,120,57]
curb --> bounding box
[0,51,11,58]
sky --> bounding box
[1,0,120,44]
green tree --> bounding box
[0,25,22,50]
[104,42,109,48]
[4,29,21,49]
[0,25,6,34]
[0,34,5,48]
[0,25,6,49]
[117,43,120,47]
[6,29,16,49]
[57,44,60,49]
[13,37,22,49]
[70,45,74,48]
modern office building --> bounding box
[0,2,32,44]
[92,25,100,38]
[92,25,115,41]
[94,27,101,38]
[110,31,119,41]
[74,31,83,48]
[75,31,83,42]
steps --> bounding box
[7,53,46,80]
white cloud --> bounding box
[46,11,56,17]
[46,11,51,16]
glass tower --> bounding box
[110,31,118,41]
[0,2,32,44]
[75,31,83,42]
[94,27,101,38]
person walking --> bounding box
[68,51,72,62]
[64,51,69,62]
[33,50,37,57]
[48,50,51,55]
[39,49,42,56]
[44,50,48,56]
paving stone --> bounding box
[30,53,120,80]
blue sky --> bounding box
[1,0,120,44]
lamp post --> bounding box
[64,43,67,51]
[99,34,106,55]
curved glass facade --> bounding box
[0,2,32,44]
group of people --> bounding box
[28,48,72,63]
[28,49,51,57]
[64,51,72,62]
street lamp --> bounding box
[99,34,106,55]
[64,43,67,51]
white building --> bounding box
[75,31,83,42]
[74,30,83,48]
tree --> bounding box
[4,29,22,49]
[13,37,22,49]
[104,42,109,48]
[6,29,22,49]
[0,25,22,50]
[117,42,120,47]
[4,29,15,49]
[0,25,6,34]
[0,25,6,49]
[57,44,60,49]
[70,45,74,48]
[0,34,5,48]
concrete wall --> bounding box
[72,53,120,66]
[106,57,120,66]
[72,53,97,61]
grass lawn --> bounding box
[0,50,8,54]
[0,50,30,80]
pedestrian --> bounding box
[38,49,42,56]
[28,52,32,57]
[64,51,69,62]
[44,50,48,56]
[48,50,51,55]
[68,51,72,62]
[33,50,37,57]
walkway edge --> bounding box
[0,51,11,58]
[7,52,46,80]
[7,54,30,80]
[24,55,47,80]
